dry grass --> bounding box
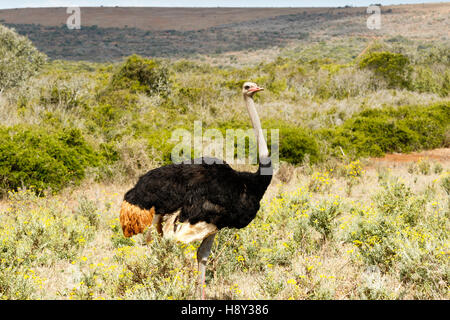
[1,151,448,300]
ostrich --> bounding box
[119,82,272,299]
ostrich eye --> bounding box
[244,85,250,90]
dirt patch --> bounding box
[370,148,450,164]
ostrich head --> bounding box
[242,82,264,97]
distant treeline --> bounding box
[2,9,375,61]
[5,23,308,62]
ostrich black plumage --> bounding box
[120,82,272,299]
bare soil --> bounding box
[371,148,450,164]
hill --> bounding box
[0,3,448,61]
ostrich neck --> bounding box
[244,95,269,162]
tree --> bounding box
[110,54,171,96]
[0,24,47,91]
[359,51,411,89]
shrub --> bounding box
[109,238,196,299]
[340,160,366,195]
[347,178,438,275]
[268,122,320,165]
[433,163,443,175]
[416,158,431,175]
[411,66,448,96]
[0,125,101,194]
[324,103,450,158]
[174,86,222,111]
[76,196,100,229]
[308,198,342,240]
[359,51,411,89]
[441,174,450,195]
[348,207,400,271]
[374,179,425,226]
[38,79,88,110]
[0,25,47,91]
[395,103,450,149]
[327,116,419,157]
[0,189,99,299]
[308,170,333,193]
[109,54,170,96]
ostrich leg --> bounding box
[145,214,162,244]
[197,233,216,300]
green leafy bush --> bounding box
[411,66,449,96]
[348,177,447,290]
[359,51,411,89]
[109,54,170,96]
[324,103,450,157]
[0,24,47,91]
[329,115,419,157]
[0,125,101,194]
[39,80,88,110]
[270,123,320,165]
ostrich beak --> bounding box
[249,87,264,93]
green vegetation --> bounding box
[0,189,100,299]
[359,51,411,89]
[0,24,46,90]
[0,126,101,193]
[324,103,450,157]
[0,24,448,195]
[109,54,171,96]
[275,125,320,165]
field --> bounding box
[1,154,449,299]
[0,4,449,300]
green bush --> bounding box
[109,54,170,96]
[374,179,425,226]
[0,125,101,194]
[0,24,47,91]
[348,177,446,286]
[269,123,320,165]
[359,51,411,89]
[308,198,342,240]
[324,103,450,158]
[411,66,449,96]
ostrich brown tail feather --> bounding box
[120,201,155,237]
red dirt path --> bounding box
[371,148,450,164]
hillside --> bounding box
[0,3,448,61]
